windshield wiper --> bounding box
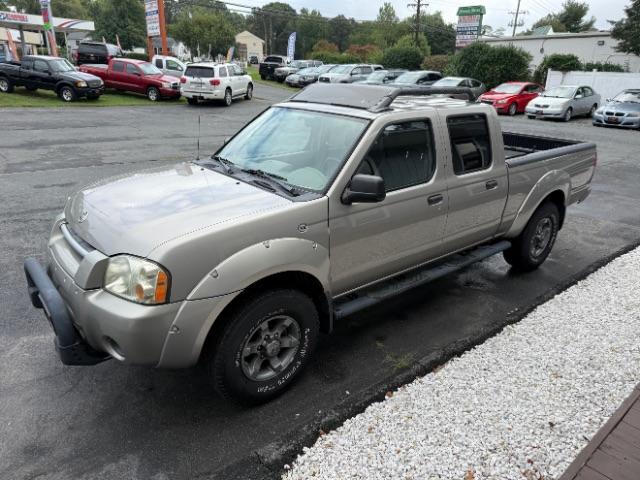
[209,155,235,173]
[241,168,298,196]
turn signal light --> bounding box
[155,271,169,303]
[180,76,187,84]
[210,79,221,86]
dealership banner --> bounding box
[287,32,296,60]
[455,5,485,48]
[144,0,161,37]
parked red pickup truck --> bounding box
[79,58,180,101]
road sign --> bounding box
[144,0,161,37]
[455,5,485,48]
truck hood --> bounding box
[145,73,179,84]
[64,163,291,257]
[63,70,102,82]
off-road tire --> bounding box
[58,85,76,102]
[207,289,319,405]
[503,202,560,271]
[146,86,160,102]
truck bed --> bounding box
[503,132,587,161]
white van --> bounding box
[180,62,253,106]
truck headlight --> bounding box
[75,80,87,88]
[162,82,171,88]
[104,255,170,305]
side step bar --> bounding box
[333,240,511,320]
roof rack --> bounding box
[288,84,476,113]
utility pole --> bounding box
[509,0,528,37]
[407,0,427,47]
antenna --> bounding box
[196,115,201,160]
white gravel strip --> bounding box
[284,247,640,480]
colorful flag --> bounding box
[226,46,235,62]
[5,28,19,61]
[287,32,296,61]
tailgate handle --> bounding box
[427,194,444,206]
[485,180,498,190]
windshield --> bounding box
[366,71,388,81]
[215,107,368,192]
[49,58,76,72]
[297,67,317,76]
[492,83,522,94]
[612,91,640,103]
[290,60,307,68]
[317,64,336,74]
[432,77,462,87]
[541,86,575,98]
[139,62,163,75]
[330,64,354,74]
[395,71,429,83]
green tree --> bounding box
[169,8,235,57]
[52,0,88,18]
[611,0,640,56]
[90,0,146,49]
[381,45,423,69]
[373,3,401,48]
[329,15,355,51]
[246,2,297,53]
[296,8,329,57]
[312,39,338,53]
[11,0,40,14]
[533,53,582,84]
[409,12,455,55]
[531,1,595,33]
[395,33,430,57]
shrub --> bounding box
[310,51,360,64]
[123,52,149,61]
[533,54,582,84]
[583,61,626,72]
[448,42,531,88]
[395,34,431,57]
[346,44,382,63]
[421,54,451,73]
[381,46,423,70]
[312,40,339,54]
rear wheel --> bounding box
[223,88,232,107]
[187,97,199,105]
[206,289,319,404]
[260,74,266,80]
[245,83,253,100]
[0,77,14,93]
[146,86,160,101]
[507,102,517,116]
[58,85,76,102]
[562,107,573,122]
[503,202,560,271]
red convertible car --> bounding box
[478,82,544,115]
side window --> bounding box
[219,66,228,77]
[351,67,362,75]
[584,87,593,97]
[166,59,182,71]
[447,114,492,175]
[125,63,139,75]
[112,61,125,72]
[429,73,441,81]
[576,87,584,97]
[34,60,49,72]
[361,66,372,74]
[357,120,436,192]
[470,79,481,87]
[155,59,163,68]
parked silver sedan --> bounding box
[525,85,600,122]
[592,89,640,129]
[431,76,486,99]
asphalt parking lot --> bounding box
[2,85,640,480]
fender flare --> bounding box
[505,169,570,238]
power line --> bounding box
[407,0,428,46]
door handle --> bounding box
[427,194,444,206]
[485,180,498,190]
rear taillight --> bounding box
[180,76,187,84]
[210,79,221,86]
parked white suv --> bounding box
[180,62,253,106]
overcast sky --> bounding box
[247,0,630,33]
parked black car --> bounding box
[0,55,104,101]
[392,70,443,87]
[258,55,288,80]
[355,69,407,85]
[77,41,121,65]
[249,55,259,64]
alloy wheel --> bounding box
[0,78,8,92]
[530,217,553,258]
[61,88,73,102]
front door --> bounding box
[329,118,449,295]
[32,59,52,89]
[441,112,508,252]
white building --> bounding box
[235,31,264,62]
[481,31,640,72]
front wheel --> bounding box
[146,86,160,101]
[260,74,266,80]
[503,202,560,271]
[562,107,573,122]
[0,76,14,93]
[58,85,76,102]
[244,83,253,100]
[206,289,319,404]
[508,102,517,116]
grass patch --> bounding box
[246,66,297,92]
[0,87,185,108]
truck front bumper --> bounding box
[24,252,236,368]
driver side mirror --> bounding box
[342,174,386,205]
[575,94,583,99]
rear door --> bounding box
[110,60,126,88]
[329,117,449,294]
[441,112,508,252]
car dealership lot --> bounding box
[2,89,640,480]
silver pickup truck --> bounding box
[25,84,596,404]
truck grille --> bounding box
[171,82,179,90]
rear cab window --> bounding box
[112,61,125,72]
[447,114,492,175]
